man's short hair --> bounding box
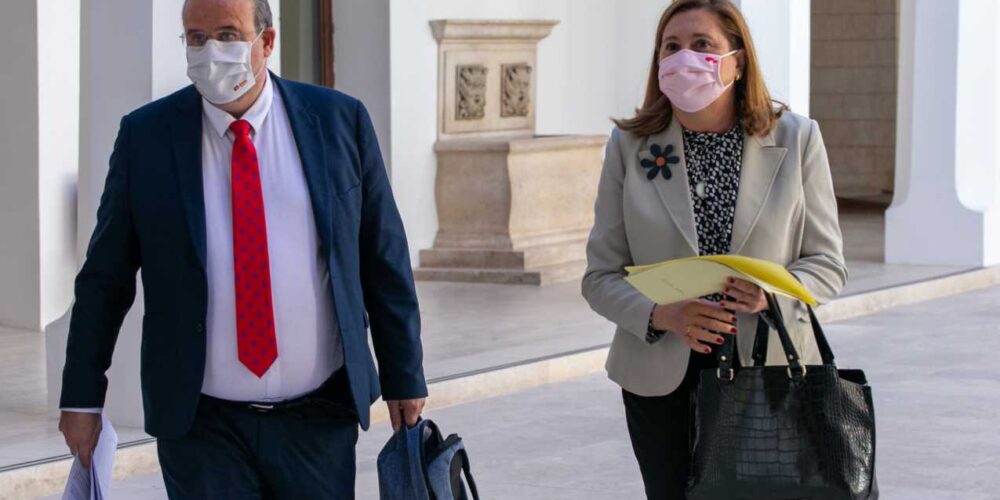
[252,0,273,33]
[183,0,273,33]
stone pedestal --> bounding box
[416,135,607,285]
[416,19,607,285]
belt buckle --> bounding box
[248,403,276,413]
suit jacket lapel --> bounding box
[171,87,208,272]
[730,130,788,254]
[272,75,333,256]
[638,117,699,255]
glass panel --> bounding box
[280,0,321,85]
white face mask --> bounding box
[186,30,266,105]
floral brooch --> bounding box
[640,143,679,180]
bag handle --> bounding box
[806,304,836,366]
[455,448,481,500]
[744,293,837,367]
[762,292,805,374]
[751,294,837,366]
[751,312,770,367]
[402,421,431,500]
[718,293,812,380]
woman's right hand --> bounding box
[651,300,738,353]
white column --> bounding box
[886,0,1000,266]
[736,0,812,115]
[0,1,79,333]
[45,0,281,427]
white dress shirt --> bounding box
[63,75,343,413]
[199,74,343,402]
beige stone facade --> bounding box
[811,0,899,200]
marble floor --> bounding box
[0,209,976,471]
[53,285,1000,499]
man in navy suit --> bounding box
[58,0,426,497]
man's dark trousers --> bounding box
[158,369,359,499]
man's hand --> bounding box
[386,398,426,432]
[58,411,102,469]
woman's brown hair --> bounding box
[614,0,785,137]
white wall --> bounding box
[955,0,1000,263]
[38,0,81,328]
[0,0,79,332]
[886,0,1000,266]
[613,1,672,117]
[737,0,811,115]
[0,1,41,331]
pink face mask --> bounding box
[658,49,739,113]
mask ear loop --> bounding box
[248,29,269,85]
[715,49,741,86]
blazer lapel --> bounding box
[730,130,788,254]
[272,75,333,256]
[638,118,699,255]
[171,87,208,272]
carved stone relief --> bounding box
[501,63,532,118]
[455,64,487,120]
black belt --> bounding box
[202,368,347,414]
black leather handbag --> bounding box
[687,293,878,499]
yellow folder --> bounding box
[624,255,817,306]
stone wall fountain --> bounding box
[414,20,608,285]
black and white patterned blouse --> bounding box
[646,125,743,343]
[684,125,743,260]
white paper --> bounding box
[62,415,118,500]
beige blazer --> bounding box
[582,111,847,397]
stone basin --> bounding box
[415,134,608,285]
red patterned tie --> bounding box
[229,119,278,377]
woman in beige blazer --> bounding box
[581,1,847,497]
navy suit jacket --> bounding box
[60,75,427,438]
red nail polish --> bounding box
[731,327,738,333]
[720,301,727,307]
[716,338,724,344]
[731,316,737,322]
[704,347,712,353]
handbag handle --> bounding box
[718,292,836,380]
[752,294,837,367]
[761,292,805,373]
[806,304,836,366]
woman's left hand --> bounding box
[721,277,768,314]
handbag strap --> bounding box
[753,294,836,366]
[807,304,836,366]
[748,294,837,367]
[761,292,804,372]
[717,293,805,381]
[718,293,838,378]
[751,312,770,367]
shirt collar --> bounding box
[202,72,274,138]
